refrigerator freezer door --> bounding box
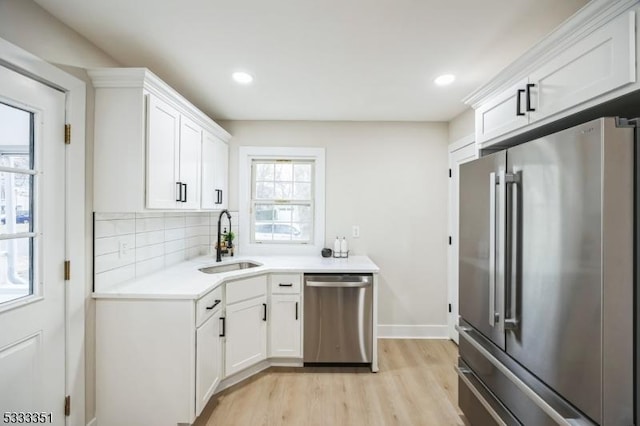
[504,119,619,424]
[459,150,507,350]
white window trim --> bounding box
[239,146,325,256]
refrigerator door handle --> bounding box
[505,172,520,331]
[456,325,579,426]
[489,172,498,327]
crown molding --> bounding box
[463,0,639,108]
[87,67,231,142]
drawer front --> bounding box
[226,275,267,305]
[196,286,223,327]
[270,274,301,294]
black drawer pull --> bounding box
[176,182,182,202]
[516,89,525,116]
[206,299,221,310]
[526,83,536,112]
[263,303,267,321]
[278,283,293,287]
[295,302,298,320]
[219,317,225,337]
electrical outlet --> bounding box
[352,225,360,238]
[119,241,130,257]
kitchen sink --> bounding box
[198,261,261,274]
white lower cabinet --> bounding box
[224,275,268,377]
[195,309,223,416]
[269,294,301,358]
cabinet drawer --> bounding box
[196,286,223,327]
[227,275,267,305]
[270,274,301,294]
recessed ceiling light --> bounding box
[434,74,455,86]
[232,71,254,85]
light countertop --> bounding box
[93,255,379,300]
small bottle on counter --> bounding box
[340,237,348,258]
[333,236,341,258]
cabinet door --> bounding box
[146,94,180,209]
[178,116,202,209]
[475,78,529,144]
[269,294,301,358]
[530,11,635,123]
[225,297,267,377]
[195,310,222,416]
[213,137,228,210]
[201,132,228,210]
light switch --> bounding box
[352,225,360,238]
[119,241,130,257]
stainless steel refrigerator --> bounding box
[457,117,635,425]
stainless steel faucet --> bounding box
[216,210,232,262]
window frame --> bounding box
[239,147,325,256]
[250,158,315,245]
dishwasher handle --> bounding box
[306,280,371,288]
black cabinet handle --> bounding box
[215,189,223,205]
[295,302,298,320]
[206,299,221,310]
[176,182,182,202]
[516,89,525,116]
[219,317,225,337]
[262,303,267,321]
[526,83,536,112]
[278,283,293,287]
[182,183,187,203]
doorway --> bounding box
[447,135,477,343]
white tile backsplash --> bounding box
[94,211,237,291]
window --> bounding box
[239,147,325,255]
[0,102,35,305]
[251,160,314,243]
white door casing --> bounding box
[0,65,65,422]
[0,37,86,425]
[448,135,477,344]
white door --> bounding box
[269,294,301,358]
[146,94,180,209]
[178,116,201,209]
[0,65,66,422]
[447,140,477,344]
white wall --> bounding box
[0,1,119,423]
[219,120,450,334]
[448,108,475,143]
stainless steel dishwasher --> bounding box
[303,273,373,364]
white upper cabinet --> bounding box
[89,68,230,212]
[466,2,638,148]
[475,78,530,144]
[529,11,635,123]
[146,95,181,209]
[201,131,228,210]
[177,115,202,209]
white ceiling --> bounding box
[34,0,588,122]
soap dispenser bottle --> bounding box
[333,236,341,258]
[340,237,348,258]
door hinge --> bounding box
[64,260,70,281]
[448,236,452,245]
[64,124,71,144]
[448,168,452,178]
[448,303,452,313]
[64,395,70,416]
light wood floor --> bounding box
[195,339,466,426]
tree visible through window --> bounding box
[251,159,314,243]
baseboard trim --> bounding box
[377,324,449,339]
[86,418,97,426]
